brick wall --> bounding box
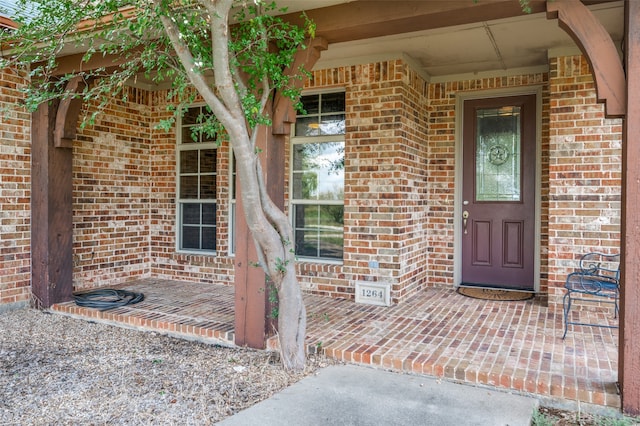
[0,66,31,307]
[0,54,622,310]
[72,87,236,290]
[148,92,234,284]
[72,86,152,290]
[300,60,430,303]
[65,55,621,310]
[547,55,622,305]
[394,66,430,300]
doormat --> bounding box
[457,287,534,301]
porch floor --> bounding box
[51,278,620,408]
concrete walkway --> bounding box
[218,365,538,426]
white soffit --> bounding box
[314,1,624,79]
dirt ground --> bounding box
[535,406,639,425]
[1,307,636,425]
[0,308,329,425]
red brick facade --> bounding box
[72,87,151,290]
[147,92,236,284]
[547,55,622,305]
[0,67,30,307]
[298,60,430,302]
[0,54,621,310]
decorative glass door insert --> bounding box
[475,106,521,202]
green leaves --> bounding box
[519,0,533,14]
[0,0,314,141]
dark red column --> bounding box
[233,122,284,348]
[31,101,74,308]
[620,0,640,416]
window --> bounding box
[177,105,217,252]
[291,92,345,260]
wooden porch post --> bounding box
[31,77,85,309]
[233,38,327,348]
[546,0,634,413]
[234,115,283,348]
[620,0,640,416]
[31,101,74,308]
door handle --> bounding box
[462,210,469,234]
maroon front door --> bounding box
[461,95,536,290]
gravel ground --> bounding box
[0,308,330,425]
[534,407,639,425]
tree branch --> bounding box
[151,0,233,126]
[255,157,294,252]
[202,0,243,120]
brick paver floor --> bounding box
[52,278,619,408]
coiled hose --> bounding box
[73,289,145,311]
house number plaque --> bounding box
[355,281,391,307]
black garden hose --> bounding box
[73,289,145,311]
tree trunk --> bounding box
[239,155,307,371]
[157,0,308,371]
[276,263,307,370]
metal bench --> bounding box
[562,252,620,339]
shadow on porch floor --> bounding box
[51,278,619,408]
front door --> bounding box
[461,95,536,290]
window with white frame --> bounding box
[177,105,217,252]
[291,91,345,260]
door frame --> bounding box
[453,86,543,292]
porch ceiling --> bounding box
[300,0,624,79]
[48,0,624,86]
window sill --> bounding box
[176,250,217,257]
[296,257,343,266]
